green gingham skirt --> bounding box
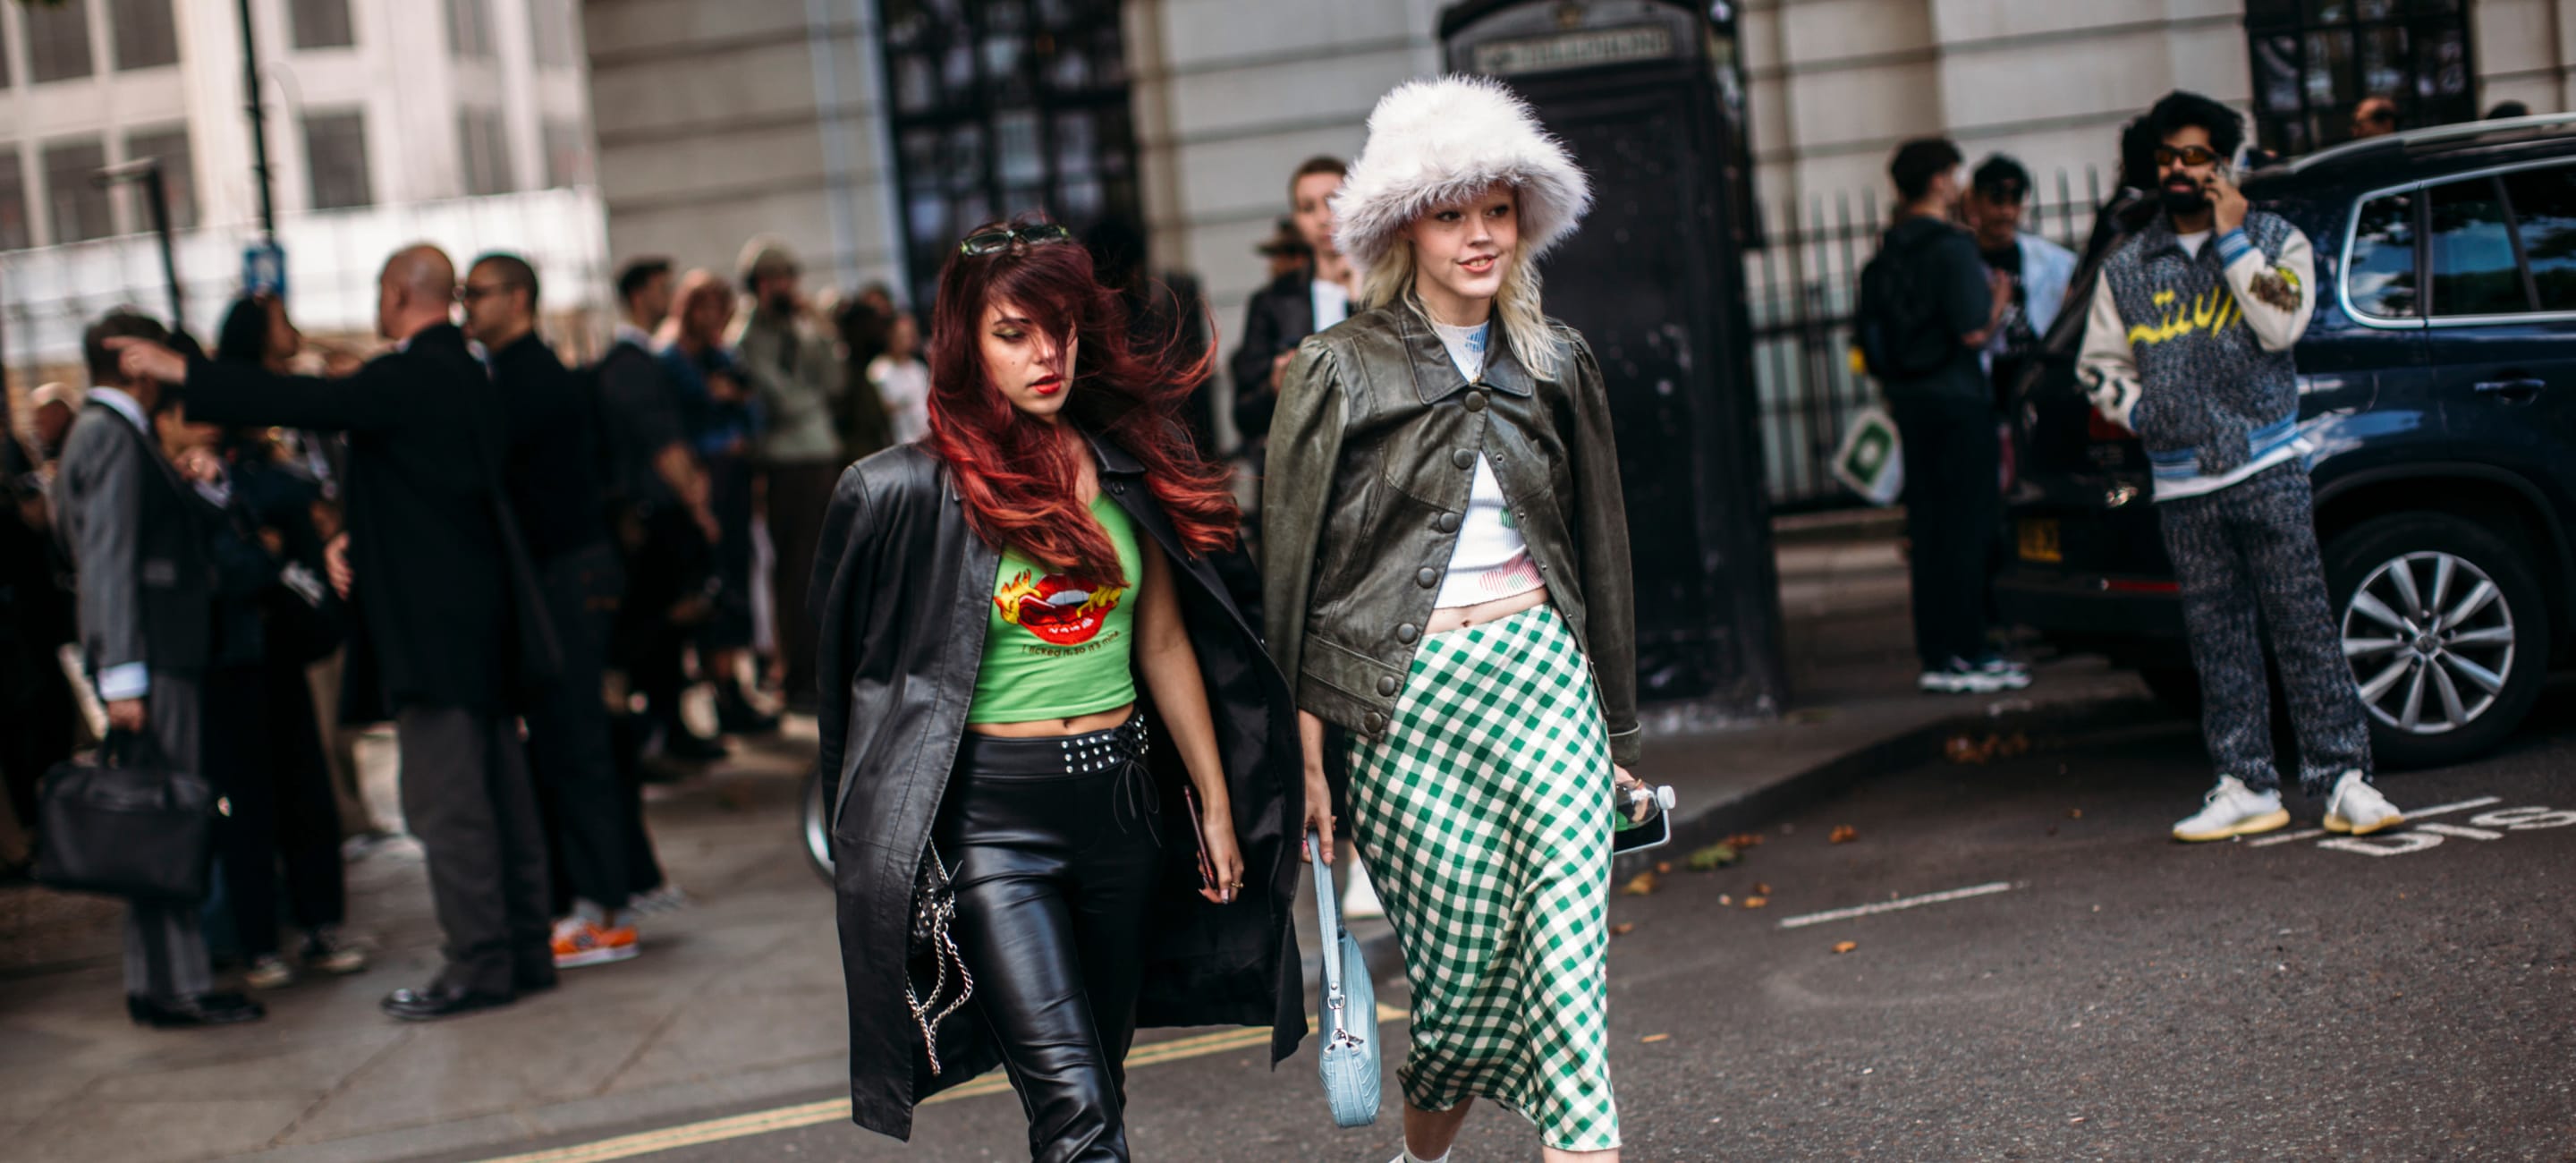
[1346,604,1619,1152]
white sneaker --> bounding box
[2172,776,2291,842]
[2324,771,2404,836]
[1342,858,1385,920]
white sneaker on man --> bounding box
[2323,771,2404,836]
[2172,776,2291,842]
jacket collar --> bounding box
[1395,301,1536,403]
[1080,426,1147,477]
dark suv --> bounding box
[2000,115,2576,768]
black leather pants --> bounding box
[936,717,1162,1163]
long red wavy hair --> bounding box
[924,217,1237,583]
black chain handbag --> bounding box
[905,842,974,1074]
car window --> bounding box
[2498,165,2576,313]
[2428,176,2533,317]
[2344,191,2418,318]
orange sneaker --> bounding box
[551,916,640,969]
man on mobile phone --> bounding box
[2077,90,2404,844]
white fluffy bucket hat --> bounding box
[1332,75,1593,272]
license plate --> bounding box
[2018,518,2062,563]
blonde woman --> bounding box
[1264,76,1642,1163]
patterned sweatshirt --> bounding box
[2077,210,2318,501]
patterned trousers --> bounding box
[2156,463,2372,795]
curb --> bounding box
[1612,695,2174,878]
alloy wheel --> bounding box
[2342,550,2516,736]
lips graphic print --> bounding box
[995,569,1127,647]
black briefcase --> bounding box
[31,729,220,904]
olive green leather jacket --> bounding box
[1260,302,1640,766]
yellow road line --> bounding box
[473,1006,1408,1163]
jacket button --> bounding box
[1415,566,1439,588]
[1376,675,1399,696]
[1464,390,1488,412]
[1396,624,1419,643]
[1451,448,1476,470]
[1434,513,1460,533]
[1109,481,1125,494]
[1364,711,1387,733]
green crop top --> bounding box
[967,494,1144,724]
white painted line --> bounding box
[2409,795,2503,819]
[2249,828,2328,847]
[1777,881,2015,930]
[2417,821,2504,840]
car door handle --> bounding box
[2474,378,2546,402]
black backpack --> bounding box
[1856,228,1959,381]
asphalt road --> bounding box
[450,689,2576,1163]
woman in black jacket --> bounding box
[810,217,1304,1159]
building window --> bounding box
[459,109,514,196]
[876,0,1140,310]
[445,0,496,59]
[121,125,194,231]
[289,0,356,50]
[27,0,96,84]
[529,0,577,69]
[42,139,112,244]
[541,119,591,189]
[303,111,374,210]
[2246,0,2474,157]
[108,0,178,70]
[0,151,30,250]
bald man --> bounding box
[114,243,559,1021]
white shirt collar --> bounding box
[614,321,656,350]
[88,386,150,434]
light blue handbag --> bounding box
[1309,831,1383,1127]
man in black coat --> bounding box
[113,244,555,1021]
[462,251,643,967]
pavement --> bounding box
[0,530,2198,1163]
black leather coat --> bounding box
[810,432,1306,1141]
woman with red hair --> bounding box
[810,218,1306,1159]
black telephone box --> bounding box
[1443,0,1785,717]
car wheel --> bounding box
[801,769,835,883]
[2324,513,2551,769]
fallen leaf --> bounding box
[1654,861,1673,875]
[1723,832,1766,848]
[1640,1033,1672,1043]
[1753,882,1772,895]
[2068,808,2083,819]
[1686,844,1738,871]
[1831,940,1857,954]
[1829,825,1859,845]
[1716,894,1733,905]
[1742,896,1768,909]
[1619,870,1659,896]
[1610,922,1637,937]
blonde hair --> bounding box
[1358,213,1564,380]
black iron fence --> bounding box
[1748,166,2112,513]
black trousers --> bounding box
[395,703,554,996]
[525,543,633,913]
[763,462,840,709]
[1889,388,2003,668]
[615,505,710,754]
[201,660,347,957]
[935,719,1164,1163]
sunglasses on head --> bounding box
[959,223,1072,257]
[2154,145,2224,167]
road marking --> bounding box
[471,1005,1410,1163]
[2417,821,2504,840]
[2411,795,2503,819]
[1776,882,2014,930]
[2249,828,2327,847]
